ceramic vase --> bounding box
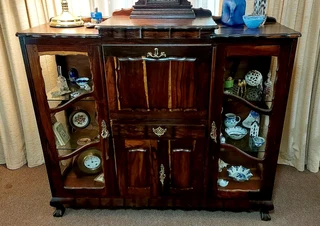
[221,0,246,26]
[253,0,267,15]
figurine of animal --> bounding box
[221,0,246,26]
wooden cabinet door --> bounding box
[112,123,206,198]
[161,139,206,197]
[104,44,214,120]
[114,139,160,197]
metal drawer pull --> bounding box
[173,149,191,153]
[152,126,167,137]
[210,121,217,143]
[128,149,147,152]
[159,164,166,187]
[147,48,166,59]
[101,120,110,139]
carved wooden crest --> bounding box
[130,0,195,19]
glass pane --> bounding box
[39,53,104,190]
[223,56,278,110]
[40,54,95,102]
[59,148,105,189]
[52,101,100,151]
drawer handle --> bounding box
[101,120,110,139]
[159,164,166,188]
[147,48,166,59]
[128,149,147,152]
[173,149,191,153]
[152,126,167,137]
[210,121,217,143]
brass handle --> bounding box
[101,120,110,139]
[159,164,166,187]
[210,121,217,143]
[152,126,167,137]
[128,149,146,152]
[172,149,191,153]
[147,48,166,59]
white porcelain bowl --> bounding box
[225,126,248,140]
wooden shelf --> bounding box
[218,167,262,192]
[57,126,100,151]
[64,168,104,189]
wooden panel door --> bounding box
[104,44,214,120]
[112,123,206,198]
[114,139,160,197]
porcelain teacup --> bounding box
[224,113,241,128]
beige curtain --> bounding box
[1,0,319,172]
[264,0,320,173]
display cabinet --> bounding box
[17,11,300,220]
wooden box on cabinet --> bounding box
[17,13,300,220]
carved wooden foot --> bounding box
[260,210,271,221]
[51,203,65,217]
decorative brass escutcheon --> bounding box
[101,120,110,139]
[147,48,166,59]
[210,121,217,143]
[159,164,166,187]
[152,126,167,137]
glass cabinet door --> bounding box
[43,53,105,190]
[216,45,280,196]
[24,44,114,194]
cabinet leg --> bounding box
[260,210,271,221]
[51,202,65,217]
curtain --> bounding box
[266,0,320,173]
[1,0,319,173]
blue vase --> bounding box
[221,0,246,26]
[69,68,78,84]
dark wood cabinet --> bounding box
[17,14,300,220]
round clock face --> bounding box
[83,155,101,170]
[75,149,102,175]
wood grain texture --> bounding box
[17,17,300,215]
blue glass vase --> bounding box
[221,0,246,26]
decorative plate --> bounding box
[225,126,248,140]
[69,110,91,129]
[227,165,253,182]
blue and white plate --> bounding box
[227,165,253,182]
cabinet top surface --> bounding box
[16,16,301,39]
[96,16,218,29]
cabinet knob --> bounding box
[152,126,167,137]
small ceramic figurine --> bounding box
[221,0,246,26]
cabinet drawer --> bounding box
[112,124,206,139]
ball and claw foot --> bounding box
[53,205,65,217]
[260,210,271,221]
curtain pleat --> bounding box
[267,0,320,172]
